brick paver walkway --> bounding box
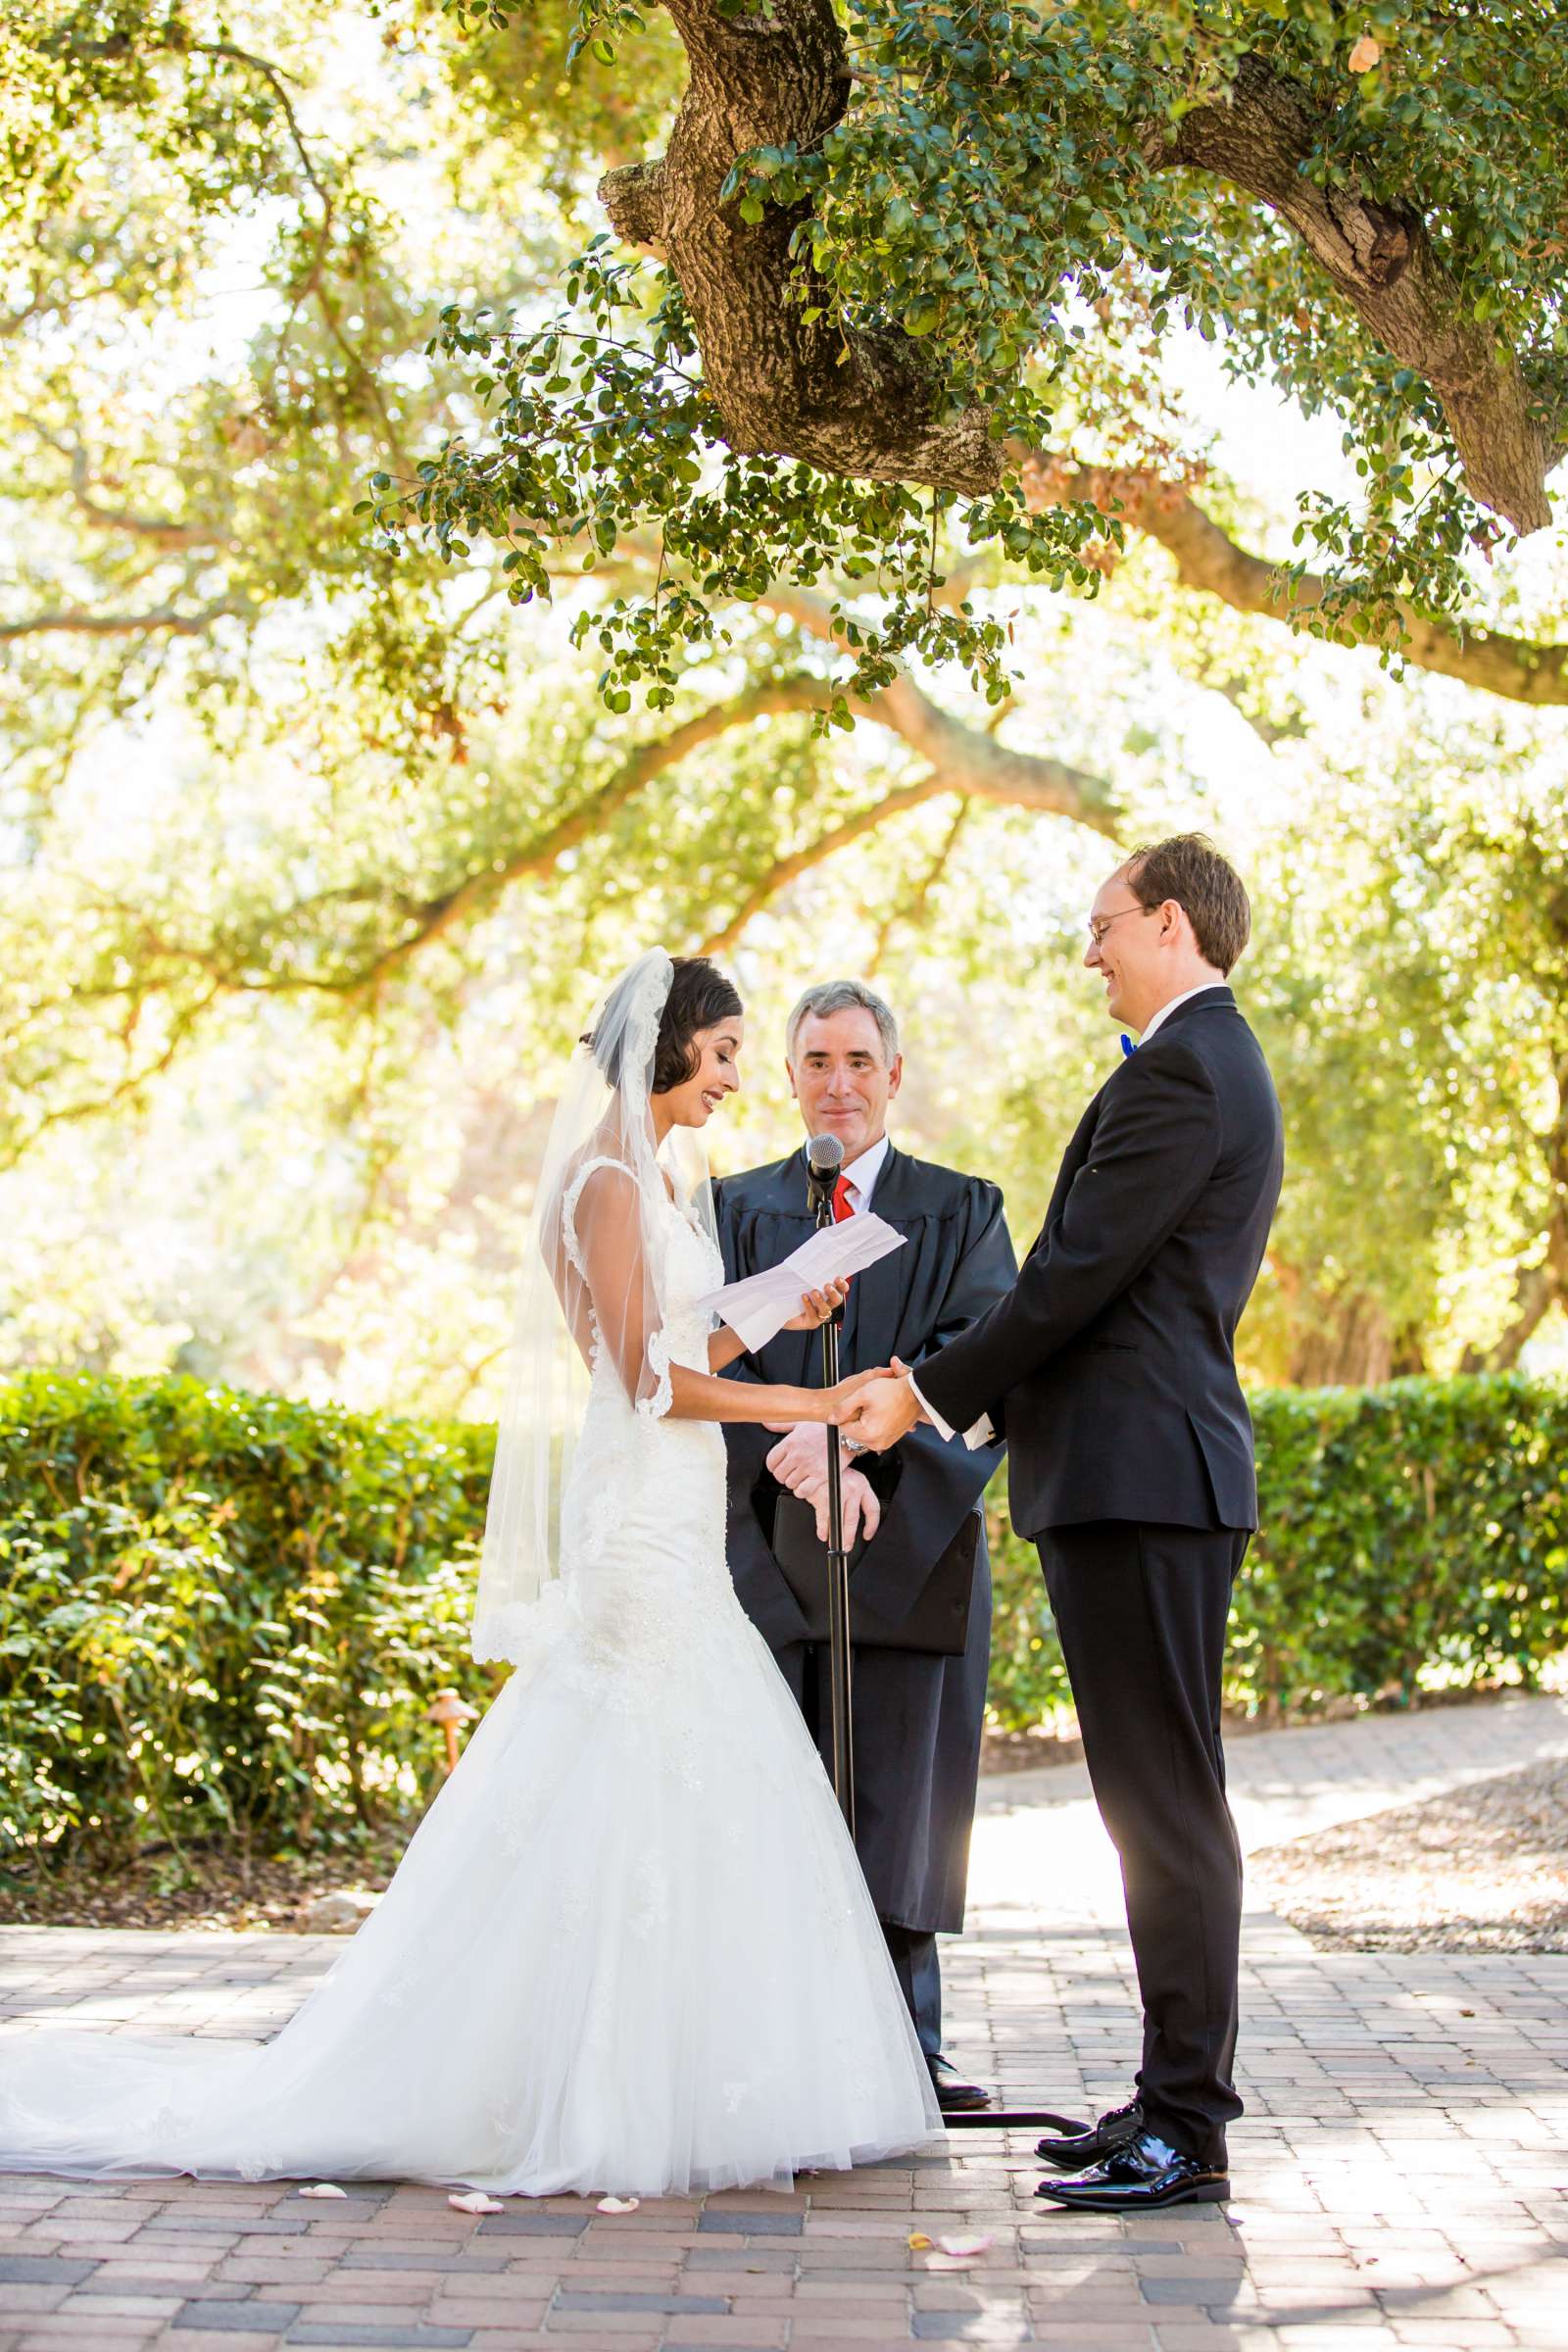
[4,1695,1565,2351]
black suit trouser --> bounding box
[1036,1521,1248,2168]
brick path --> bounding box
[4,1695,1566,2351]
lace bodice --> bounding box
[554,1163,730,1683]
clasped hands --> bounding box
[764,1359,924,1545]
[834,1356,924,1453]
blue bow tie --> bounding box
[1120,1034,1136,1057]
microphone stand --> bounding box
[808,1168,855,1837]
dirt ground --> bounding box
[1248,1756,1568,1953]
[0,1823,411,1934]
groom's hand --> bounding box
[839,1371,922,1452]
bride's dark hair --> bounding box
[582,956,743,1091]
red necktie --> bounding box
[832,1173,855,1292]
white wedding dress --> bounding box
[0,1177,940,2195]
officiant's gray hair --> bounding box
[786,980,900,1065]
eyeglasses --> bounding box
[1087,906,1153,950]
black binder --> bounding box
[766,1489,979,1656]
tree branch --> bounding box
[345,675,831,992]
[0,597,243,641]
[1016,450,1568,707]
[603,27,1555,532]
[1156,54,1560,533]
[757,578,1121,830]
[26,658,1119,1087]
[698,778,953,956]
[53,680,837,1012]
[582,531,1120,826]
[692,607,1124,955]
[281,647,1117,989]
[0,983,222,1171]
[600,159,669,254]
[598,0,998,494]
[23,419,230,552]
[869,796,969,970]
[1460,1046,1568,1369]
[186,38,409,470]
[1462,1246,1565,1372]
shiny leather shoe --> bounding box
[1036,2097,1143,2169]
[928,2055,991,2113]
[1033,2128,1230,2212]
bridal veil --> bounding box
[470,947,721,1663]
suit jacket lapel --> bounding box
[1026,1087,1105,1263]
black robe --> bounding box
[714,1145,1016,1936]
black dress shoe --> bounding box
[1036,2097,1143,2169]
[928,2055,991,2113]
[1033,2128,1229,2212]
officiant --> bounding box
[714,981,1015,2113]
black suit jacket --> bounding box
[915,988,1284,1539]
[715,1144,1016,1642]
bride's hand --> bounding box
[782,1279,849,1332]
[822,1366,890,1422]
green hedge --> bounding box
[0,1374,497,1864]
[3,1370,1566,1863]
[988,1373,1568,1728]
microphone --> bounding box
[805,1130,844,1211]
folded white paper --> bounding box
[696,1214,907,1352]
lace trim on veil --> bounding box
[559,1152,675,1421]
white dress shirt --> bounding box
[908,1375,992,1448]
[910,982,1228,1446]
[833,1132,891,1215]
[1137,980,1226,1043]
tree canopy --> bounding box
[2,0,1566,1403]
[410,0,1568,706]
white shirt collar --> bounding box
[1139,982,1227,1044]
[838,1132,892,1210]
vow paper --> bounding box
[696,1213,907,1352]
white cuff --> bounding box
[907,1374,954,1443]
[908,1376,994,1450]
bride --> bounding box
[0,948,941,2196]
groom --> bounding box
[844,835,1284,2211]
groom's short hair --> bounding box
[1121,835,1250,974]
